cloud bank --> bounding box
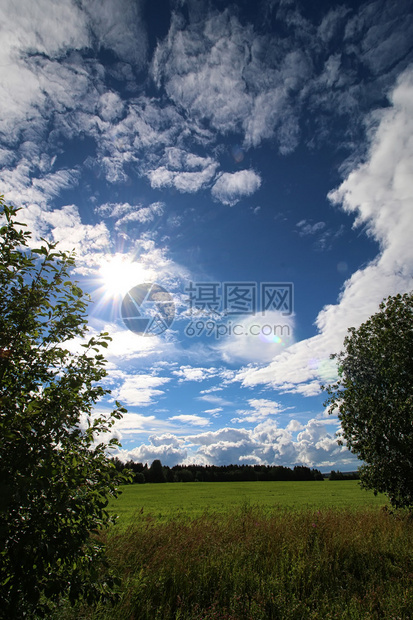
[236,67,413,394]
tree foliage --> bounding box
[323,292,413,510]
[148,459,166,483]
[0,199,129,618]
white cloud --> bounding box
[296,220,326,235]
[93,323,169,362]
[152,3,413,157]
[189,427,251,446]
[5,202,111,260]
[211,170,262,206]
[197,394,232,406]
[169,415,211,427]
[119,443,187,467]
[2,166,80,211]
[98,91,125,122]
[44,205,110,253]
[318,6,351,43]
[111,373,170,407]
[232,398,285,423]
[89,99,190,184]
[286,420,305,432]
[216,310,295,364]
[110,412,157,434]
[147,149,218,193]
[115,416,356,469]
[81,0,147,67]
[97,201,164,231]
[235,67,413,395]
[0,0,89,138]
[204,408,223,416]
[149,433,183,448]
[172,365,218,382]
[152,11,254,135]
[187,417,347,468]
[151,10,310,153]
[345,0,413,77]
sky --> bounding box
[1,0,413,471]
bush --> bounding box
[0,199,129,618]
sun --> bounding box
[98,255,151,298]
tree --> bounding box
[175,468,194,483]
[148,459,166,483]
[323,292,413,510]
[0,199,129,618]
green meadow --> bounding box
[57,482,413,619]
[109,480,388,524]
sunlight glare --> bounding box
[99,255,151,298]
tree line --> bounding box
[111,458,325,483]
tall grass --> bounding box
[58,505,413,619]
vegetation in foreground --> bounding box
[55,504,413,620]
[0,200,129,618]
[323,291,413,511]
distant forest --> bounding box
[111,459,359,483]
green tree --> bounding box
[175,468,194,483]
[0,199,129,618]
[323,292,413,510]
[148,459,166,483]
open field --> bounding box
[59,500,413,620]
[54,483,413,619]
[109,480,388,524]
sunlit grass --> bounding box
[59,503,413,620]
[109,480,388,525]
[51,483,413,619]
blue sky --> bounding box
[1,0,413,470]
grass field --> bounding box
[109,480,388,524]
[57,483,413,619]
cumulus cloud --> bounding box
[211,170,262,206]
[114,412,353,469]
[184,418,349,468]
[98,91,125,122]
[286,420,305,432]
[231,398,286,424]
[149,433,183,448]
[189,427,251,446]
[111,373,170,407]
[119,443,188,467]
